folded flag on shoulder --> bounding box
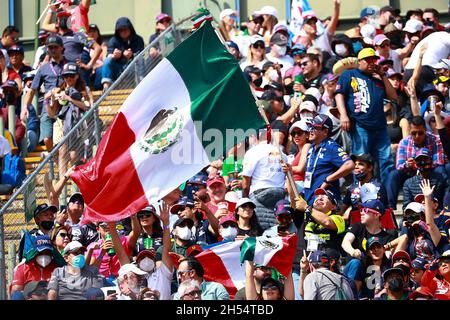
[71,18,265,222]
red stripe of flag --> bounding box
[267,234,298,277]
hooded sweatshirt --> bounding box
[107,17,145,64]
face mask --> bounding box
[268,69,279,81]
[36,255,52,268]
[394,20,403,30]
[139,257,155,273]
[354,172,367,181]
[273,45,287,56]
[40,220,54,231]
[177,226,192,241]
[334,44,348,57]
[387,277,404,292]
[70,254,86,269]
[221,227,238,241]
[424,19,434,27]
[300,112,314,119]
[352,41,363,55]
[253,77,263,87]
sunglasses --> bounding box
[262,284,279,291]
[300,61,309,67]
[59,232,72,239]
[291,130,305,136]
[240,203,254,209]
[394,257,410,263]
[138,213,153,219]
[253,41,265,49]
[411,131,425,136]
[183,289,201,298]
[361,207,380,215]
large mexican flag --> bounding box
[71,21,265,222]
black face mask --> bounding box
[253,77,263,87]
[4,92,16,105]
[40,220,54,231]
[387,277,404,293]
[424,19,434,27]
[354,172,367,181]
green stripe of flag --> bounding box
[166,21,265,160]
[240,236,257,263]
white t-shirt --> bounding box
[377,49,402,73]
[266,53,294,78]
[405,32,450,70]
[242,143,287,194]
[314,29,334,55]
[145,262,172,300]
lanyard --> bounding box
[306,146,323,176]
[49,61,62,87]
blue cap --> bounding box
[170,196,194,214]
[415,148,431,160]
[314,188,338,205]
[226,40,240,52]
[360,7,377,19]
[366,236,383,249]
[187,172,207,185]
[309,250,330,263]
[274,199,293,216]
[362,199,385,215]
[311,114,333,132]
[34,235,53,252]
[411,257,427,270]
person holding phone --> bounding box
[262,199,298,238]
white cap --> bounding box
[273,23,288,34]
[304,87,321,103]
[403,19,423,33]
[250,34,264,45]
[299,100,316,113]
[118,263,147,278]
[360,183,380,203]
[63,241,86,256]
[431,58,450,70]
[404,202,425,213]
[255,5,278,18]
[289,118,311,133]
[236,197,256,209]
[360,24,376,39]
[220,8,236,21]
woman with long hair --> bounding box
[134,205,163,253]
[218,9,240,42]
[233,198,263,239]
[240,35,268,71]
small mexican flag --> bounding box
[71,20,265,222]
[191,8,213,29]
[240,234,298,277]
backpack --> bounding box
[2,153,26,187]
[318,270,353,300]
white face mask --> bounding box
[268,69,279,82]
[300,112,314,119]
[36,255,52,268]
[221,227,238,241]
[139,257,155,273]
[177,226,192,241]
[273,44,287,56]
[334,43,348,57]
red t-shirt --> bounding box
[70,3,89,33]
[291,152,305,182]
[11,260,57,290]
[421,268,450,300]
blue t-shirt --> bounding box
[335,69,387,130]
[303,138,351,205]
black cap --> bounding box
[68,192,84,205]
[350,153,374,165]
[263,81,283,91]
[47,35,64,47]
[1,80,19,92]
[311,114,333,131]
[38,29,49,39]
[243,65,263,75]
[22,72,35,82]
[173,217,194,229]
[270,120,288,136]
[261,89,282,102]
[33,203,58,218]
[7,45,24,54]
[270,32,288,46]
[62,62,79,76]
[247,14,263,24]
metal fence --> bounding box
[0,16,194,300]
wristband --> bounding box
[163,225,170,230]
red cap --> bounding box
[136,249,156,261]
[186,244,203,257]
[206,176,225,187]
[56,10,72,18]
[392,250,411,264]
[409,286,435,300]
[219,214,238,226]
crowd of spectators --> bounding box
[3,1,450,301]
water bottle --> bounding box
[294,75,302,101]
[103,233,116,257]
[144,237,153,250]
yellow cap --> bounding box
[433,76,450,85]
[357,48,380,60]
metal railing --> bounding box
[0,16,195,300]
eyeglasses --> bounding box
[411,131,425,136]
[183,289,201,298]
[59,232,72,239]
[262,284,279,291]
[300,61,309,67]
[177,269,193,276]
[253,41,265,49]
